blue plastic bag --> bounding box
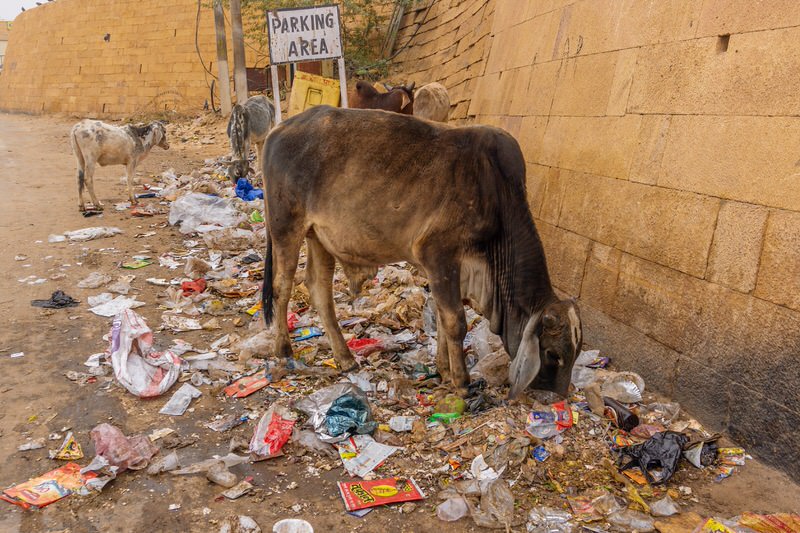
[235,178,264,201]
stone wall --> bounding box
[0,0,255,116]
[392,0,800,478]
[389,0,495,123]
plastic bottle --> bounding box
[603,397,640,431]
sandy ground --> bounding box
[0,112,798,533]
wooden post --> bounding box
[212,0,232,116]
[230,0,248,104]
[337,57,348,108]
[271,64,282,124]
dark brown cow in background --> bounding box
[260,106,582,399]
[349,80,415,115]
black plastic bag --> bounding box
[31,290,79,309]
[618,431,688,484]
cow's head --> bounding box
[228,159,250,183]
[386,81,415,111]
[508,299,582,400]
[150,121,169,150]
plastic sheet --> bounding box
[168,193,244,234]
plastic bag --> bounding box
[607,509,655,531]
[78,272,112,289]
[527,506,574,533]
[168,193,244,234]
[90,423,159,472]
[470,479,515,529]
[235,177,263,201]
[468,320,504,360]
[295,383,375,443]
[437,497,469,522]
[526,401,573,440]
[203,228,256,251]
[326,392,377,438]
[109,309,182,398]
[249,405,297,458]
[469,350,510,387]
[235,330,275,360]
[59,226,122,242]
[650,494,680,517]
[291,428,337,458]
[618,431,688,484]
[219,515,262,533]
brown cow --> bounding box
[350,80,414,115]
[260,106,582,398]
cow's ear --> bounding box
[400,92,411,110]
[507,313,541,399]
[405,81,415,92]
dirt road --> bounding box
[0,113,797,533]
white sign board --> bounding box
[267,5,343,65]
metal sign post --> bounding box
[266,4,347,124]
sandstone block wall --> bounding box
[392,0,800,479]
[0,0,256,116]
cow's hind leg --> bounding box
[270,228,304,361]
[84,160,103,210]
[77,168,86,212]
[306,234,357,371]
[423,258,468,395]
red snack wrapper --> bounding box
[338,477,425,511]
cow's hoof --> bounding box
[336,356,359,373]
[78,205,86,212]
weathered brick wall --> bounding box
[0,0,258,116]
[393,0,800,478]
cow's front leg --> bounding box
[125,163,137,205]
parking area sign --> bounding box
[267,5,343,65]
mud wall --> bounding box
[392,0,800,479]
[0,0,251,116]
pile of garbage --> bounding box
[11,160,799,533]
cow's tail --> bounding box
[262,226,275,327]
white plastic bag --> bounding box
[109,309,182,398]
[168,193,244,234]
[60,226,123,242]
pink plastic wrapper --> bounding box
[90,423,158,471]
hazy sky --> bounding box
[0,1,40,22]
